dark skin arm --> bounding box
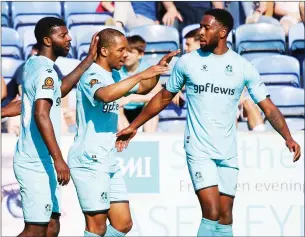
[94,65,169,103]
[34,99,70,185]
[1,100,21,118]
[115,88,176,151]
[258,97,301,162]
[60,33,99,98]
[137,50,180,95]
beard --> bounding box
[53,44,68,57]
[200,35,219,52]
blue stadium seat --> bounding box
[1,57,24,84]
[289,23,305,63]
[181,24,233,53]
[64,2,111,29]
[23,29,36,60]
[251,55,300,87]
[1,27,21,59]
[143,54,179,85]
[129,25,179,54]
[267,86,304,117]
[265,117,305,131]
[301,59,305,88]
[11,2,62,21]
[159,91,187,132]
[54,57,81,77]
[67,14,112,29]
[1,2,10,27]
[12,2,62,36]
[72,25,125,60]
[64,2,101,21]
[235,23,286,61]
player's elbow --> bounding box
[34,110,49,123]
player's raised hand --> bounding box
[115,127,137,152]
[140,65,170,80]
[54,158,70,186]
[158,49,181,67]
[285,138,301,162]
[87,32,99,60]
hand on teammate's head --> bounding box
[87,32,100,60]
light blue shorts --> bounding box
[70,162,128,214]
[13,162,61,224]
[187,154,239,197]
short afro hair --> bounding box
[204,8,234,35]
[34,17,66,49]
[97,28,125,56]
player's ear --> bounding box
[220,28,227,39]
[43,37,52,47]
[100,46,108,57]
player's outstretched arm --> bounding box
[60,33,99,98]
[115,88,176,152]
[34,99,70,185]
[1,99,21,118]
[95,65,169,103]
[137,50,180,95]
[258,98,301,162]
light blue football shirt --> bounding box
[166,49,269,159]
[118,59,149,110]
[68,63,139,168]
[14,55,62,163]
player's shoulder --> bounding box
[80,63,104,85]
[227,49,251,68]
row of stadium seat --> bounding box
[2,53,305,93]
[2,22,304,62]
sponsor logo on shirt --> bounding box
[42,77,54,90]
[103,102,119,113]
[194,83,235,95]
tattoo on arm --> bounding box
[265,108,291,140]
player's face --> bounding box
[107,36,128,70]
[185,37,200,53]
[125,49,143,67]
[199,15,222,51]
[49,26,72,57]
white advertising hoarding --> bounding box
[1,132,304,236]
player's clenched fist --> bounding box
[54,158,70,186]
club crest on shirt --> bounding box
[100,192,108,203]
[195,172,203,182]
[201,65,208,71]
[42,77,54,89]
[44,204,51,215]
[89,79,100,88]
[225,65,233,76]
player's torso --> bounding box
[184,50,245,119]
[182,50,246,159]
[70,65,119,162]
[16,56,61,162]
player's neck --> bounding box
[96,57,112,72]
[211,42,229,55]
[37,48,57,62]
